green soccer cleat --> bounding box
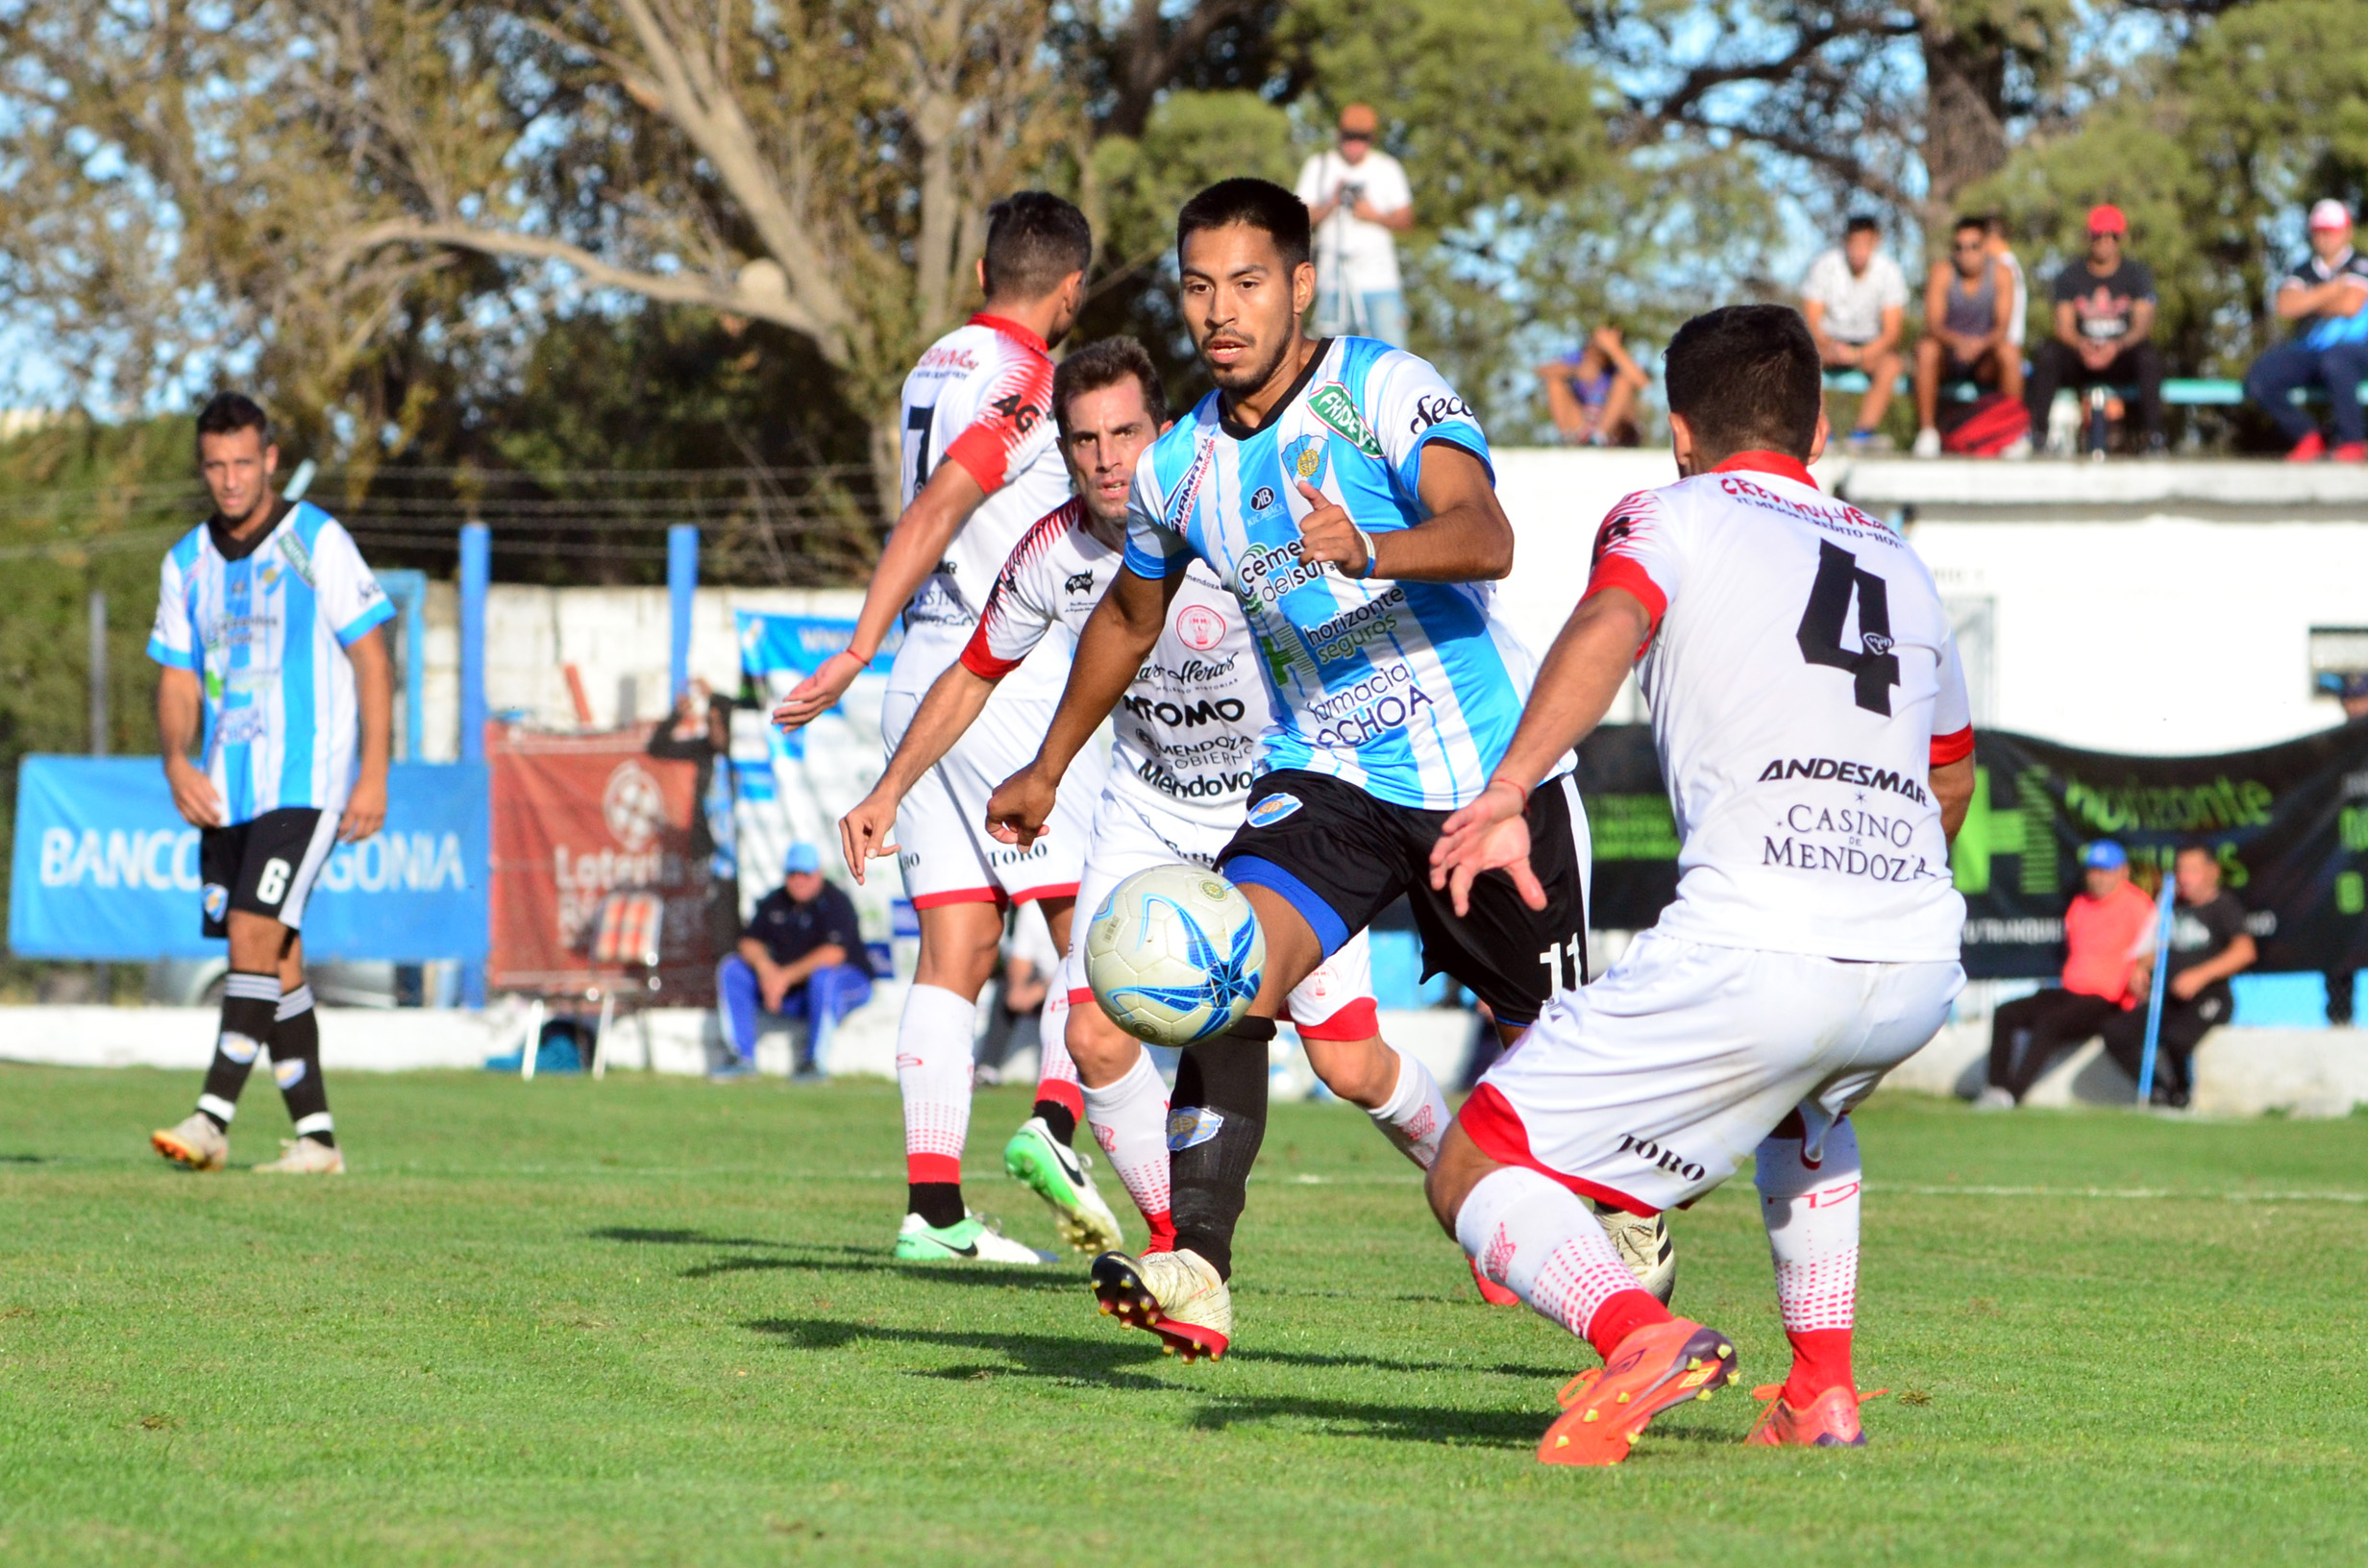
[1003,1115,1124,1255]
[893,1212,1058,1265]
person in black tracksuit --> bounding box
[2099,846,2257,1108]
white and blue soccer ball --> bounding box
[1084,864,1266,1047]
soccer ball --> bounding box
[1084,865,1266,1047]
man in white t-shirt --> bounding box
[1802,216,1910,452]
[1426,304,1975,1465]
[1295,103,1415,347]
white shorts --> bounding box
[1066,785,1378,1041]
[882,683,1106,908]
[1465,928,1963,1213]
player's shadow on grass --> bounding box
[589,1226,1084,1292]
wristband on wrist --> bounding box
[1351,526,1379,579]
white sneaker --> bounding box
[892,1211,1057,1264]
[1091,1247,1232,1360]
[254,1137,345,1174]
[1003,1116,1124,1254]
[1912,427,1942,459]
[1590,1198,1677,1304]
[2001,434,2033,460]
[1972,1085,2016,1113]
[152,1113,228,1171]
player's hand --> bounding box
[985,764,1060,851]
[1294,480,1370,577]
[164,756,225,829]
[838,790,901,887]
[773,649,867,732]
[339,774,387,843]
[1429,779,1545,917]
[2170,968,2205,1003]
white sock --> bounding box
[897,983,979,1187]
[1080,1046,1172,1240]
[1756,1117,1861,1333]
[1456,1165,1639,1344]
[1366,1046,1449,1169]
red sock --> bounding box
[1584,1287,1673,1360]
[1784,1328,1854,1405]
[1142,1212,1177,1254]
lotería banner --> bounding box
[8,756,487,961]
[1575,723,2368,979]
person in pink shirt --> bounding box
[1979,840,2157,1107]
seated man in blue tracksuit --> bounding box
[714,843,874,1080]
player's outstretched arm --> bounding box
[157,666,224,828]
[1429,586,1649,916]
[773,462,989,731]
[984,566,1174,849]
[838,660,1000,884]
[342,625,391,842]
[1295,444,1514,583]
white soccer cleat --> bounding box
[1003,1116,1125,1254]
[152,1114,228,1172]
[1091,1247,1232,1360]
[892,1212,1058,1264]
[253,1137,346,1174]
[1912,427,1942,459]
[1591,1199,1678,1305]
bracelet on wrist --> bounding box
[1488,776,1531,808]
[1351,526,1379,579]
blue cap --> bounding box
[782,842,822,875]
[2080,841,2127,870]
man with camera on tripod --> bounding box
[1297,103,1415,348]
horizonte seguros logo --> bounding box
[37,826,470,894]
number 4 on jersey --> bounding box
[1795,540,1900,716]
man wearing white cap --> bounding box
[713,841,875,1080]
[2244,199,2368,462]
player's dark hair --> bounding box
[1664,305,1822,465]
[1177,178,1312,273]
[1953,213,1987,236]
[1844,214,1881,236]
[194,391,271,455]
[981,192,1093,303]
[1052,337,1170,435]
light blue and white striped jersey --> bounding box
[1123,336,1541,810]
[147,502,394,823]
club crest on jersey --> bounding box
[1167,1106,1225,1152]
[1307,382,1385,458]
[1249,485,1276,512]
[1287,435,1326,486]
[1246,793,1302,828]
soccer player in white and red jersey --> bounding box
[840,340,1457,1352]
[1427,304,1977,1465]
[773,193,1108,1265]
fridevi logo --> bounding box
[1307,382,1384,457]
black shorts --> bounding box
[200,807,339,938]
[1219,770,1590,1027]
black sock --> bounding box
[907,1182,966,1229]
[197,970,281,1131]
[1032,1099,1077,1146]
[270,984,334,1147]
[1169,1017,1273,1281]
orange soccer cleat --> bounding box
[1469,1256,1521,1306]
[1536,1318,1740,1466]
[1743,1384,1883,1448]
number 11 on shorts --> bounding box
[1538,932,1584,992]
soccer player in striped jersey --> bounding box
[148,393,394,1175]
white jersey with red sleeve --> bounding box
[1582,452,1970,962]
[960,501,1270,830]
[889,312,1073,697]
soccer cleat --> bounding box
[254,1137,345,1175]
[893,1212,1058,1265]
[152,1114,228,1172]
[1090,1248,1231,1361]
[1744,1384,1881,1448]
[1535,1318,1740,1466]
[1591,1200,1678,1306]
[1003,1116,1124,1255]
[1470,1255,1521,1306]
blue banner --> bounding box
[8,758,488,961]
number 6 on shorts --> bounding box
[256,858,291,906]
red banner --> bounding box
[487,723,717,1003]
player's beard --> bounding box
[1201,318,1296,401]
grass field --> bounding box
[4,1065,2367,1565]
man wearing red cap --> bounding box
[2025,205,2164,454]
[2243,199,2368,462]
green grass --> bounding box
[4,1066,2367,1565]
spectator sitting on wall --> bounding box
[1978,840,2158,1108]
[2025,205,2166,455]
[648,678,741,954]
[1536,324,1648,446]
[1986,214,2028,359]
[2097,845,2255,1109]
[2243,200,2368,464]
[1802,214,1910,453]
[1912,215,2028,458]
[713,842,874,1082]
[1296,103,1414,348]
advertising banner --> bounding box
[1575,723,2368,979]
[9,757,487,961]
[486,725,717,1000]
